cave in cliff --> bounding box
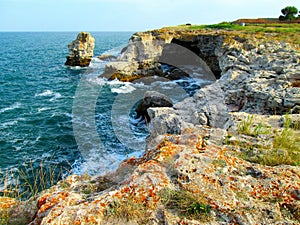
[164,36,223,80]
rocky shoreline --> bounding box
[1,27,300,224]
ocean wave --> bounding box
[35,90,62,101]
[35,90,54,97]
[49,93,62,102]
[111,83,136,94]
[37,107,51,113]
[1,117,26,129]
[85,77,107,85]
[0,102,21,114]
[2,120,18,128]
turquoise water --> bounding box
[0,32,206,190]
[0,32,135,178]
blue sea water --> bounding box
[0,32,205,189]
[0,32,139,179]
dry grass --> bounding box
[158,188,211,221]
[0,159,70,200]
[105,196,151,224]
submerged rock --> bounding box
[65,32,95,67]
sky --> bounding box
[0,0,299,31]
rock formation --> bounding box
[135,91,173,121]
[1,27,300,225]
[65,32,95,67]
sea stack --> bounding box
[65,32,95,67]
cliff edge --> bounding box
[1,25,300,225]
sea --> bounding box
[0,32,207,191]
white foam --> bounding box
[49,93,62,102]
[89,58,107,69]
[31,136,40,145]
[86,77,107,85]
[66,66,86,70]
[1,117,25,129]
[37,107,50,113]
[111,84,136,94]
[2,120,18,128]
[64,113,72,118]
[0,102,21,114]
[35,90,61,101]
[35,90,54,97]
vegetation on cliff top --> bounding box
[163,21,300,46]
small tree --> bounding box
[279,6,299,21]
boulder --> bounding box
[65,32,95,67]
[135,91,173,121]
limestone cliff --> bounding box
[1,27,300,225]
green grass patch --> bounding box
[189,22,300,33]
[238,115,270,137]
[234,115,300,166]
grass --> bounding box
[189,22,300,33]
[105,187,212,223]
[0,158,71,225]
[105,196,151,224]
[238,115,270,137]
[159,188,211,221]
[0,160,68,200]
[234,114,300,166]
[165,22,300,46]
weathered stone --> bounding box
[9,27,300,225]
[65,32,95,67]
[136,91,173,121]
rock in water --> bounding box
[65,32,95,67]
[136,91,173,121]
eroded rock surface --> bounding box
[135,91,173,121]
[65,32,95,67]
[2,27,300,225]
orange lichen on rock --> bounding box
[0,197,17,209]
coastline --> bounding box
[1,24,300,225]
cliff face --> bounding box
[103,28,299,116]
[1,28,300,225]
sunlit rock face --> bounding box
[65,32,95,67]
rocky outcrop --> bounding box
[65,32,95,67]
[102,60,163,82]
[102,28,299,116]
[7,124,299,225]
[2,27,300,225]
[218,41,300,115]
[100,31,167,81]
[135,91,173,121]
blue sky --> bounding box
[0,0,299,31]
